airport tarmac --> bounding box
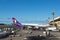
[0,30,60,40]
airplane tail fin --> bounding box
[12,17,22,27]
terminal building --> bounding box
[49,16,60,30]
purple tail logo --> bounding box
[12,17,22,27]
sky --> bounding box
[0,0,60,24]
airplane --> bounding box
[12,17,50,31]
[12,17,51,35]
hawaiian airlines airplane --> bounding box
[12,17,50,30]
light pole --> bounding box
[52,12,55,27]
